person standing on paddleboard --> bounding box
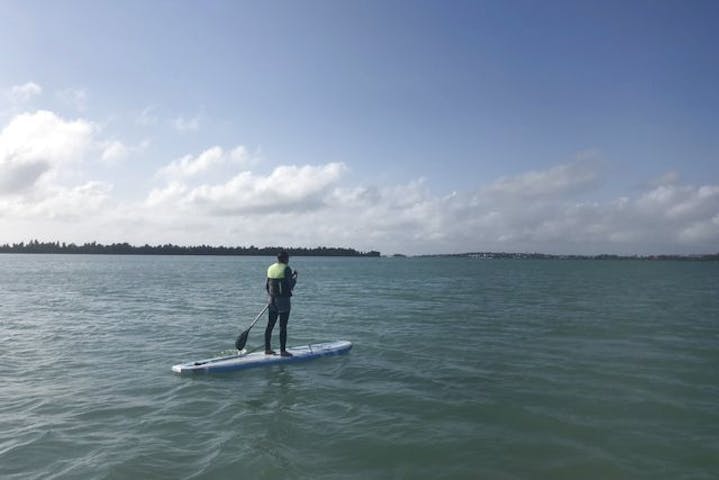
[265,251,298,356]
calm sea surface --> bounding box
[1,254,717,479]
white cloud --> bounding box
[30,182,113,218]
[0,110,94,194]
[1,109,716,255]
[230,146,249,163]
[156,145,259,180]
[173,115,200,132]
[150,162,346,214]
[484,162,599,199]
[464,179,719,254]
[158,146,224,179]
[145,181,188,207]
[6,82,43,103]
[97,138,149,165]
[100,140,130,163]
[295,164,718,255]
[677,214,719,244]
[0,181,113,219]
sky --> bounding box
[0,0,717,255]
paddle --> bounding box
[235,304,270,351]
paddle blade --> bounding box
[235,330,249,351]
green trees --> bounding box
[0,240,381,257]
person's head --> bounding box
[277,251,289,264]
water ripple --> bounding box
[1,255,718,479]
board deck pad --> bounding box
[172,340,352,374]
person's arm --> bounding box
[286,266,297,291]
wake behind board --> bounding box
[172,340,352,374]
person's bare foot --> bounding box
[280,350,293,357]
[265,349,276,355]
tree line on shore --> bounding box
[0,240,381,257]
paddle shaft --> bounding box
[247,303,270,331]
[235,303,269,350]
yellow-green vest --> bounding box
[267,262,288,279]
[267,262,291,297]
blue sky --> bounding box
[1,0,717,254]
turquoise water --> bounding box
[1,254,717,479]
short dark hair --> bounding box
[277,250,289,261]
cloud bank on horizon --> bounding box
[0,88,717,255]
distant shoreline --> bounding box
[0,241,381,257]
[2,241,717,260]
[414,252,719,261]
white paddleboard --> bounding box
[172,340,352,374]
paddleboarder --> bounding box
[265,251,298,356]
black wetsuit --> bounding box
[265,264,296,352]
